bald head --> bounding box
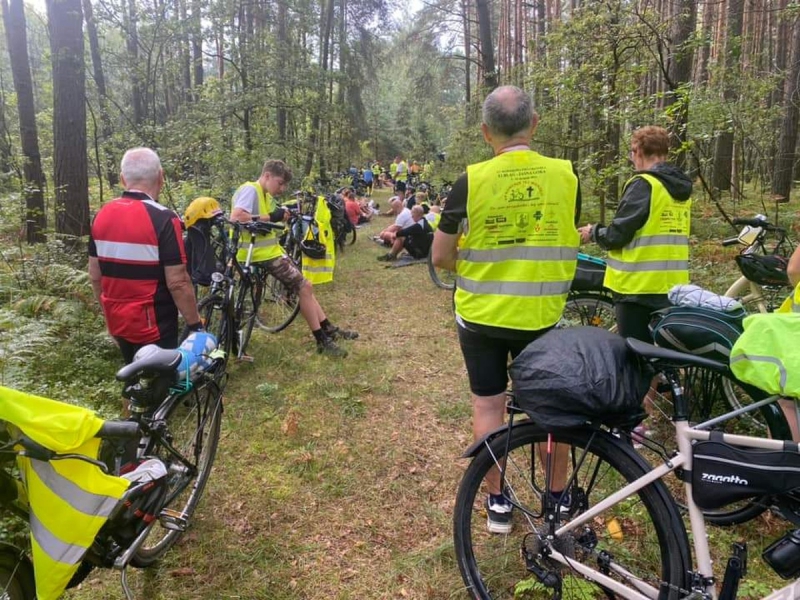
[411,205,424,219]
[482,86,535,139]
[391,198,403,212]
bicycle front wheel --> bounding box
[256,273,301,333]
[131,377,223,567]
[196,293,233,362]
[454,423,689,599]
[427,251,456,290]
[235,278,262,359]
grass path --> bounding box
[66,194,800,599]
[68,189,475,599]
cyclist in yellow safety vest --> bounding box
[579,126,692,341]
[230,159,358,358]
[431,85,581,534]
[579,125,692,444]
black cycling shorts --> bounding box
[614,297,669,343]
[457,323,550,397]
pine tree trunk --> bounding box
[475,0,497,91]
[47,0,90,238]
[665,0,696,168]
[2,0,46,243]
[771,16,800,202]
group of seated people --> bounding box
[342,187,377,227]
[373,191,442,262]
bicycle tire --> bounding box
[453,423,690,599]
[561,293,617,330]
[130,378,223,567]
[195,294,233,362]
[255,271,301,333]
[427,251,456,290]
[0,547,34,600]
[642,366,779,526]
[235,278,262,359]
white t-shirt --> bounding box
[394,207,414,229]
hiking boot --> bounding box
[317,336,348,358]
[377,253,397,262]
[326,326,359,341]
[486,494,513,534]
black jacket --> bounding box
[591,162,692,251]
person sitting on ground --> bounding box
[377,205,433,261]
[343,188,361,228]
[376,198,414,245]
[425,204,442,230]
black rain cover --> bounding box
[509,326,651,430]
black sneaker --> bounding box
[326,326,359,341]
[377,253,397,262]
[548,490,573,517]
[317,336,348,358]
[486,494,513,534]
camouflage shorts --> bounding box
[258,256,306,293]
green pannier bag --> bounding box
[730,313,800,398]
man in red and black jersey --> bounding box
[88,147,202,364]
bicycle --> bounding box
[195,218,287,360]
[723,215,795,313]
[453,331,800,600]
[0,337,224,599]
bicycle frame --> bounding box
[507,378,799,600]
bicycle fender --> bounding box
[461,420,541,458]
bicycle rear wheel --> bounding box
[561,293,616,330]
[256,272,301,333]
[0,546,34,600]
[131,377,223,567]
[427,251,455,290]
[453,422,689,599]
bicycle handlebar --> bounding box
[97,421,141,439]
[241,220,284,235]
[732,217,769,228]
[721,238,741,247]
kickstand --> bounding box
[120,567,135,600]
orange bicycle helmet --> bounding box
[184,197,224,228]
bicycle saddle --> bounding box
[626,338,729,373]
[115,345,182,382]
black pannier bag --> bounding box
[650,306,746,363]
[509,326,650,430]
[571,254,606,292]
[185,220,224,287]
[691,431,800,510]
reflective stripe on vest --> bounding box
[603,173,691,295]
[455,150,579,330]
[235,182,284,263]
[30,459,120,517]
[730,353,788,389]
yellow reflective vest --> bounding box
[396,161,408,182]
[730,313,800,397]
[0,386,129,600]
[235,181,284,264]
[603,174,691,295]
[455,150,580,331]
[301,196,336,284]
[425,211,441,230]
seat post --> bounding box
[664,368,690,422]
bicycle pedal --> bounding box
[159,509,188,532]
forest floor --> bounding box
[65,188,800,599]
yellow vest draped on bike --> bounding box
[235,181,284,263]
[0,386,130,600]
[455,150,580,330]
[301,196,336,284]
[603,174,691,294]
[730,313,800,397]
